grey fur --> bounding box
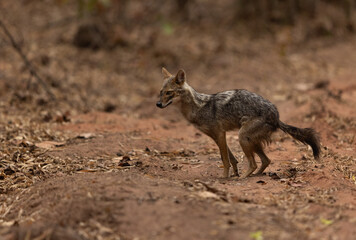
[157,68,321,178]
[180,88,279,135]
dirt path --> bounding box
[2,67,355,239]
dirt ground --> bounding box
[0,1,355,240]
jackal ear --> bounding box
[175,69,186,85]
[162,67,172,78]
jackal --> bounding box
[156,68,321,178]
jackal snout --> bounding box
[156,100,170,108]
[156,67,186,109]
[156,101,163,108]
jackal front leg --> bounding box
[228,147,239,177]
[215,132,231,178]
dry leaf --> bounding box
[197,191,220,200]
[77,133,95,139]
[35,141,65,149]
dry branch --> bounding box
[0,19,56,100]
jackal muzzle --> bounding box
[156,100,172,108]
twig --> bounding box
[0,19,56,100]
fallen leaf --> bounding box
[4,166,15,175]
[78,169,97,173]
[314,80,330,89]
[250,230,263,240]
[321,218,333,226]
[77,133,95,139]
[118,162,131,167]
[197,191,220,200]
[352,175,356,185]
[35,141,65,149]
[0,220,16,227]
[288,182,303,187]
[295,83,312,91]
[269,172,281,180]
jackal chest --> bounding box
[180,106,197,123]
[179,103,203,125]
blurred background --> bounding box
[0,0,355,120]
[1,2,356,239]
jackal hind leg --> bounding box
[238,118,274,178]
[251,122,274,175]
[213,132,231,178]
[255,147,271,175]
[228,147,239,177]
[239,142,257,179]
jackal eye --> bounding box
[165,91,173,95]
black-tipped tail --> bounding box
[278,121,321,159]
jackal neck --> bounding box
[181,83,209,105]
[179,83,210,120]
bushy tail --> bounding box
[278,120,321,159]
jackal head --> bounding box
[156,67,186,108]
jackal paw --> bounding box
[223,170,230,178]
[240,172,253,179]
